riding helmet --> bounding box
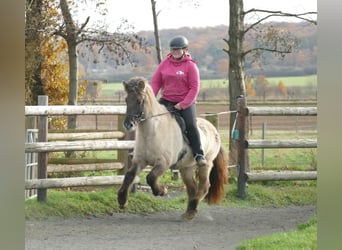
[169,35,189,49]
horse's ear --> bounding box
[122,80,128,91]
[137,78,146,91]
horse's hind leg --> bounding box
[195,164,211,202]
[117,163,139,209]
[179,167,199,220]
[181,165,211,220]
[146,163,168,196]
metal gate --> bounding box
[25,129,38,200]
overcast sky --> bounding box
[97,0,317,32]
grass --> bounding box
[265,75,317,87]
[236,217,317,250]
[100,74,317,96]
[25,187,186,220]
[25,181,316,220]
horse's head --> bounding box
[122,77,147,131]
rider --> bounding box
[151,35,207,167]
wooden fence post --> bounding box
[262,122,266,167]
[117,115,134,175]
[237,96,248,199]
[117,114,136,192]
[37,95,48,202]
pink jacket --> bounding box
[151,53,200,109]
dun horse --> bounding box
[118,77,228,220]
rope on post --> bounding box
[236,96,248,199]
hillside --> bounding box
[79,22,316,82]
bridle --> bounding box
[125,93,176,124]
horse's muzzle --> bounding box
[124,118,135,131]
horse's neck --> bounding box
[138,96,178,137]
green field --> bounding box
[197,75,317,89]
[100,75,317,97]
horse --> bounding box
[117,76,228,220]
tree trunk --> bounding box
[151,0,162,64]
[228,0,247,166]
[25,0,44,105]
[67,40,78,130]
[60,0,78,130]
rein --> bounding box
[127,109,175,123]
[126,95,178,124]
[126,89,178,124]
[142,108,178,121]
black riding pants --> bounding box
[159,98,204,157]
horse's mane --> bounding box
[143,82,168,114]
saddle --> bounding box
[163,103,190,145]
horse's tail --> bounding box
[205,146,229,205]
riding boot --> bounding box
[194,153,207,167]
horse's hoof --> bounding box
[153,186,168,196]
[162,186,168,196]
[181,210,197,221]
[117,196,128,209]
[118,202,128,209]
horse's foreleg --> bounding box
[146,163,168,196]
[117,163,139,209]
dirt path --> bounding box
[25,205,316,250]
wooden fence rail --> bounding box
[246,171,317,182]
[236,96,317,198]
[48,131,125,141]
[247,139,317,149]
[25,105,127,116]
[248,106,317,116]
[25,96,133,201]
[25,140,135,153]
[25,176,140,189]
[47,163,124,173]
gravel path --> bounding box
[25,205,316,250]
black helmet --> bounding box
[169,35,189,49]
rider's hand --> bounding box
[174,103,182,110]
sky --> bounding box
[96,0,317,32]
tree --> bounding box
[224,0,317,165]
[41,37,69,105]
[53,0,145,129]
[150,0,162,64]
[254,75,269,101]
[277,80,288,97]
[25,0,45,105]
[149,0,199,64]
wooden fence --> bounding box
[25,95,317,201]
[235,96,317,198]
[25,96,137,202]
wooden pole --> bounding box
[262,122,266,167]
[117,115,135,175]
[246,171,317,182]
[26,175,140,189]
[37,95,48,202]
[237,96,248,199]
